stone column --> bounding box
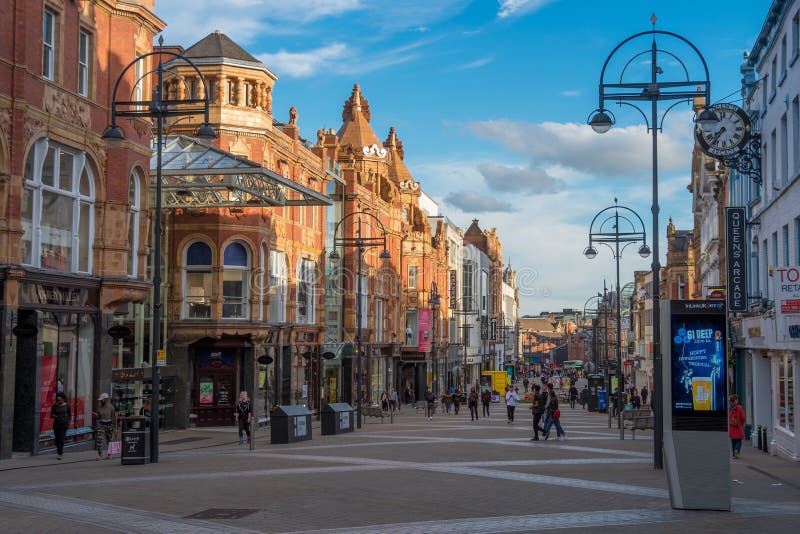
[218,74,227,105]
[176,76,186,100]
[237,77,246,107]
[196,75,205,100]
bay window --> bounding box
[184,241,212,318]
[222,242,249,319]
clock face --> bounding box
[695,103,751,157]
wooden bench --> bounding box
[362,405,389,423]
[621,408,653,439]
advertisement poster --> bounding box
[417,309,432,353]
[775,266,800,342]
[671,315,726,413]
[39,354,58,432]
[294,417,307,437]
[199,381,214,404]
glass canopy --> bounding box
[151,136,332,208]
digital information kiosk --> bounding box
[661,300,730,510]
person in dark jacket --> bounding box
[468,387,479,421]
[424,388,435,420]
[569,385,578,409]
[481,388,492,418]
[235,391,252,445]
[543,384,566,440]
[51,392,70,460]
[529,384,545,441]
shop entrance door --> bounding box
[195,349,237,426]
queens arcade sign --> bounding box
[725,207,747,312]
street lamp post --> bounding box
[587,18,717,467]
[329,211,391,429]
[102,38,216,463]
[584,199,650,438]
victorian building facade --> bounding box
[0,0,161,457]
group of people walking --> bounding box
[529,382,566,440]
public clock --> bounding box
[695,103,751,158]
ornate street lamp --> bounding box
[102,36,216,463]
[329,211,391,429]
[588,16,716,468]
[584,198,649,438]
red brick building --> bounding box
[0,0,161,457]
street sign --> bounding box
[156,349,166,367]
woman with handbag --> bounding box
[93,393,116,460]
[543,383,566,440]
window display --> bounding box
[670,314,726,418]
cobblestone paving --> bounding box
[1,405,798,533]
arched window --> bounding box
[184,241,212,318]
[21,138,94,273]
[222,241,250,319]
[128,169,142,277]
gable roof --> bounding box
[183,31,261,63]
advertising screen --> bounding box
[670,314,726,417]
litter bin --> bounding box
[587,375,604,412]
[120,416,148,465]
[598,388,607,413]
[270,405,313,444]
[321,403,355,435]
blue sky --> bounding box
[156,0,770,315]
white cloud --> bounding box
[497,0,556,19]
[560,89,580,97]
[259,43,350,78]
[455,56,494,70]
[477,163,566,194]
[444,191,516,213]
[466,118,692,177]
[155,0,362,44]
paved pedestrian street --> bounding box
[1,406,799,533]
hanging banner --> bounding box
[418,309,432,353]
[449,270,457,309]
[775,266,800,341]
[725,207,748,312]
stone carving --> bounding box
[288,106,298,126]
[23,114,46,148]
[44,86,90,128]
[87,139,108,176]
[0,107,11,137]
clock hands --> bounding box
[711,126,726,144]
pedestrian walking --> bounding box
[543,384,566,440]
[505,386,519,424]
[523,377,530,393]
[569,384,578,409]
[641,386,649,406]
[481,388,492,418]
[424,388,435,420]
[442,390,454,414]
[235,390,252,445]
[453,387,463,415]
[468,387,479,421]
[580,385,589,410]
[380,390,389,412]
[51,392,70,460]
[389,388,399,412]
[631,388,641,409]
[530,384,545,441]
[93,393,116,460]
[728,394,746,459]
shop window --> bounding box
[296,258,316,324]
[269,250,287,322]
[184,241,213,318]
[222,242,250,319]
[128,170,142,277]
[21,139,94,273]
[38,312,94,444]
[777,354,794,432]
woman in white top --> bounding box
[505,386,519,424]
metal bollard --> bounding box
[757,425,763,450]
[762,427,769,454]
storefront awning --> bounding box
[151,136,332,208]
